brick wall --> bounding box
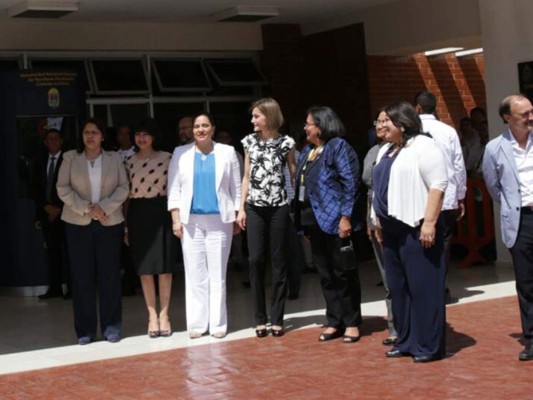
[302,24,371,154]
[260,23,372,153]
[367,53,486,129]
[260,24,307,138]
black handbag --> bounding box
[340,238,357,271]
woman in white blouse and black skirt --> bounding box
[236,98,296,338]
[125,118,175,338]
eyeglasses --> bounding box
[374,118,391,126]
[304,122,316,128]
[515,110,533,119]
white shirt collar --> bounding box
[419,113,437,121]
[49,151,62,159]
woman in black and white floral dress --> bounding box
[236,98,296,338]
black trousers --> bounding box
[510,210,533,341]
[441,209,460,270]
[65,221,123,339]
[42,217,68,293]
[381,217,446,358]
[246,203,289,326]
[308,225,362,328]
[286,213,303,297]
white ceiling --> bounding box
[0,0,394,24]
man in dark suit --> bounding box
[32,128,70,299]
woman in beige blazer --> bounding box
[57,118,129,345]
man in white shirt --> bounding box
[177,116,194,146]
[115,123,135,161]
[415,92,467,304]
[483,94,533,361]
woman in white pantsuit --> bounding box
[168,113,241,339]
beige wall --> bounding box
[302,0,481,55]
[0,21,263,52]
[0,1,483,55]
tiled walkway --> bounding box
[0,262,529,399]
[1,298,532,398]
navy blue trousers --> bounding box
[509,210,533,341]
[381,217,446,358]
[65,221,123,339]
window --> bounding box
[152,59,211,92]
[0,59,20,71]
[205,59,267,86]
[90,59,149,95]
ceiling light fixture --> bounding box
[212,6,279,22]
[7,0,79,19]
[424,47,464,56]
[454,48,484,57]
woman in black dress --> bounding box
[125,118,175,338]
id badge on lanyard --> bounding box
[299,184,306,202]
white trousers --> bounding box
[182,214,233,334]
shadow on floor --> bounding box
[446,322,476,356]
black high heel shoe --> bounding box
[343,335,360,343]
[271,327,284,337]
[318,328,345,342]
[255,327,268,338]
[382,337,397,346]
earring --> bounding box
[400,127,405,132]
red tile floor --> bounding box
[0,296,530,399]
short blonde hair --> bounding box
[250,97,284,131]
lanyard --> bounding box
[300,145,323,186]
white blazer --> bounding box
[371,135,448,228]
[167,142,241,224]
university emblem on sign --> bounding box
[48,88,60,109]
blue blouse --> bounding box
[191,153,220,215]
[372,147,399,221]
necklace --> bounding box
[307,145,324,162]
[195,144,213,161]
[137,150,156,161]
[86,152,101,168]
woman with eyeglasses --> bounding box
[57,118,129,345]
[124,118,175,338]
[236,97,296,338]
[362,112,397,347]
[371,101,448,363]
[295,106,362,343]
